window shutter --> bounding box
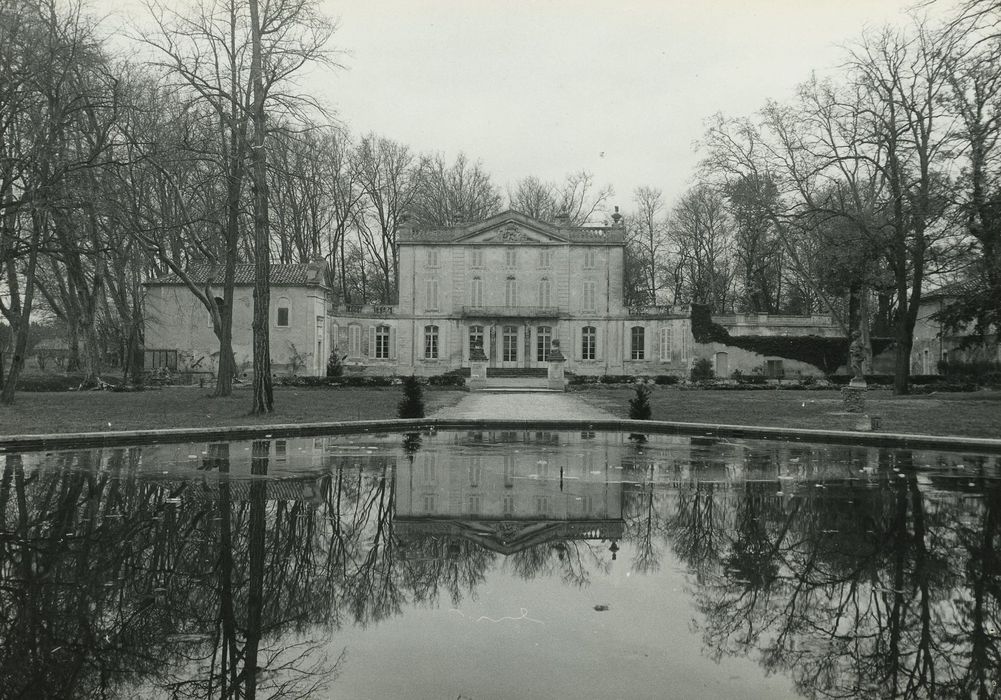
[596,325,603,361]
[338,326,348,355]
[368,326,375,358]
[653,326,661,362]
[623,325,631,361]
[390,327,397,360]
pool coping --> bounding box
[2,418,1001,453]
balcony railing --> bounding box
[460,305,562,318]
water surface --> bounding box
[1,430,999,699]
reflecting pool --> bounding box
[2,430,1000,699]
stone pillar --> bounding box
[547,339,566,391]
[468,346,488,390]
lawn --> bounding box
[0,386,466,435]
[575,386,1001,439]
[1,384,999,440]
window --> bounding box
[537,326,552,362]
[659,326,673,362]
[581,326,596,360]
[470,277,483,307]
[583,248,596,269]
[503,494,515,515]
[468,457,481,487]
[582,281,596,312]
[145,349,178,370]
[470,248,483,268]
[469,325,484,356]
[349,324,362,357]
[424,325,439,359]
[427,249,439,268]
[539,248,553,268]
[505,248,517,268]
[505,277,518,306]
[631,326,645,360]
[538,278,551,307]
[422,454,437,484]
[275,440,287,463]
[276,297,290,327]
[468,495,482,515]
[502,325,518,362]
[766,359,784,379]
[425,278,438,311]
[375,325,391,359]
[503,455,516,488]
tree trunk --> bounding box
[249,0,273,414]
[1,221,41,405]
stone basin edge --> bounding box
[2,418,1001,454]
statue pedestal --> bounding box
[468,349,487,390]
[547,344,566,391]
[841,384,866,413]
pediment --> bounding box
[455,210,568,245]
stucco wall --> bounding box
[144,284,326,376]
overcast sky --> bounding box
[103,0,956,214]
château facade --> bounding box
[331,210,700,377]
[143,210,847,381]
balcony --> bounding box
[460,305,562,319]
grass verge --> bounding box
[574,386,1001,439]
[0,386,467,435]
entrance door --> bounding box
[715,351,729,379]
[501,325,519,368]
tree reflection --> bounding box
[658,447,1001,699]
[3,436,999,699]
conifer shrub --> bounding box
[629,384,652,420]
[397,375,426,418]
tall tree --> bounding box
[411,151,502,226]
[353,134,418,303]
[669,184,736,313]
[626,185,671,306]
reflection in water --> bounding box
[0,432,999,698]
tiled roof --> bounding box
[147,262,325,287]
[923,279,981,300]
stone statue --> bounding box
[849,330,866,381]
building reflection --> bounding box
[395,431,625,557]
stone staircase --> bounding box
[479,367,555,392]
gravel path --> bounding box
[429,391,617,420]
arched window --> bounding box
[659,326,673,362]
[581,326,596,360]
[374,325,391,359]
[537,326,552,361]
[469,325,485,357]
[276,297,291,327]
[424,325,439,359]
[631,326,645,360]
[502,325,518,362]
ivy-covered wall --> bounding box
[690,304,891,374]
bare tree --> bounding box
[669,184,737,313]
[626,185,671,306]
[411,151,502,226]
[353,134,419,303]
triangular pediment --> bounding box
[455,210,569,244]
